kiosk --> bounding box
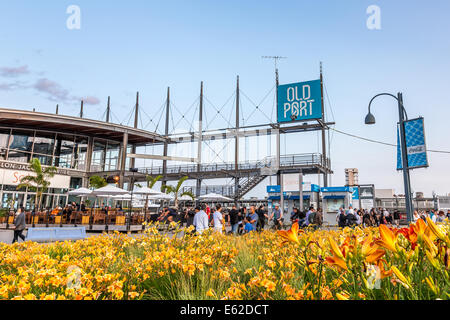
[321,187,354,226]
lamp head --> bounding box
[365,112,376,125]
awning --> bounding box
[323,195,346,200]
[268,195,311,201]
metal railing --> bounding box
[137,153,330,176]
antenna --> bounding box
[262,56,287,70]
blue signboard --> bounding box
[267,185,281,193]
[277,80,323,123]
[321,187,354,193]
[352,188,359,200]
[397,117,428,170]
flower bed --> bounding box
[0,219,448,300]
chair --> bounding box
[93,212,106,224]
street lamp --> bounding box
[128,168,139,231]
[365,92,414,223]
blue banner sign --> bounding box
[277,80,322,123]
[397,117,428,170]
[267,185,281,193]
[321,187,354,193]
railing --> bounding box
[138,153,330,176]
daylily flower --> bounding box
[325,237,347,270]
[391,266,412,289]
[278,222,302,244]
[361,233,385,263]
[375,224,399,253]
[426,217,449,246]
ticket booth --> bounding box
[321,187,354,226]
[267,183,320,217]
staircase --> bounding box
[235,174,267,199]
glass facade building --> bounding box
[0,128,128,210]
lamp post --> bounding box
[365,92,414,223]
[128,168,139,232]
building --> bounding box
[345,168,359,187]
[0,108,165,210]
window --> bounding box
[7,149,32,163]
[105,142,120,171]
[33,132,55,156]
[91,139,106,172]
[73,137,88,170]
[54,134,75,169]
[9,129,34,152]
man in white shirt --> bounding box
[193,204,209,234]
[213,204,223,234]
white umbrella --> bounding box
[68,187,92,196]
[178,194,194,201]
[133,187,162,195]
[148,193,174,201]
[198,193,232,202]
[92,184,129,196]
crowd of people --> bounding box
[335,206,450,229]
[149,203,325,235]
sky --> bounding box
[0,0,449,197]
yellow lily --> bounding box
[391,266,412,289]
[426,217,449,246]
[361,233,385,263]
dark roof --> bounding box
[0,108,166,145]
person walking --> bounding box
[228,205,240,234]
[248,206,259,231]
[393,210,401,228]
[270,204,283,230]
[193,204,209,234]
[12,207,26,244]
[338,208,347,228]
[213,204,224,234]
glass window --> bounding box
[0,128,11,148]
[73,137,88,170]
[105,142,120,171]
[9,129,34,152]
[33,154,52,166]
[91,139,106,172]
[54,134,75,168]
[70,177,82,189]
[33,132,55,156]
[7,149,32,163]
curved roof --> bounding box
[0,108,166,145]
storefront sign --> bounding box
[0,168,70,189]
[277,80,322,123]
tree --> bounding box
[89,176,107,189]
[146,175,162,190]
[161,176,194,208]
[17,158,57,211]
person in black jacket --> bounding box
[12,207,26,244]
[338,210,347,228]
[256,205,267,232]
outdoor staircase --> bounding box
[234,174,268,199]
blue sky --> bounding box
[0,0,449,196]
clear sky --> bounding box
[1,0,449,197]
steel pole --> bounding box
[398,93,414,223]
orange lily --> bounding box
[375,224,399,253]
[377,259,393,279]
[325,236,347,270]
[277,222,302,244]
[361,233,385,263]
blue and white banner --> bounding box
[277,79,323,123]
[397,117,429,170]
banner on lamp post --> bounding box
[397,117,429,170]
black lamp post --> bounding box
[365,92,414,223]
[128,168,139,231]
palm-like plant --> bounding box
[146,175,162,189]
[161,176,194,208]
[17,158,57,211]
[89,176,107,189]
